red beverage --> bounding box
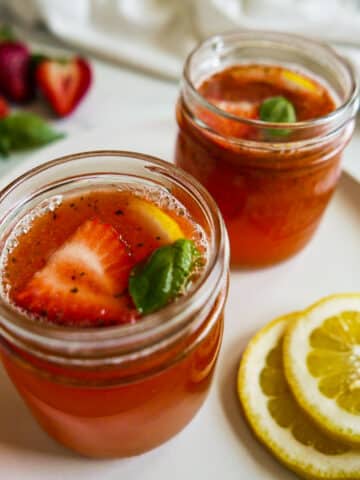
[0,151,229,457]
[175,32,359,266]
[4,189,203,323]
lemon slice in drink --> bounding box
[282,69,319,93]
[238,313,360,480]
[284,294,360,447]
[127,197,184,244]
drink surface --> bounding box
[197,64,336,140]
[1,186,207,326]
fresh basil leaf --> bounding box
[30,53,49,68]
[0,25,16,42]
[129,238,201,315]
[0,136,10,157]
[0,112,65,157]
[259,96,296,137]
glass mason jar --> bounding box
[0,151,229,458]
[175,31,359,266]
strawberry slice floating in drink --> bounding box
[198,99,259,140]
[15,218,137,326]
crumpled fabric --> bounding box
[1,0,359,78]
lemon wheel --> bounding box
[127,197,184,244]
[282,69,319,93]
[238,312,360,480]
[284,294,360,446]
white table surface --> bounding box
[0,54,359,480]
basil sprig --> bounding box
[259,96,296,137]
[0,25,16,42]
[0,112,65,157]
[129,238,201,315]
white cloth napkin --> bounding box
[2,0,360,79]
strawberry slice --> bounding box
[198,100,258,139]
[36,57,92,117]
[15,218,137,327]
[0,95,9,118]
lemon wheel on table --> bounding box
[238,311,360,480]
[284,294,360,447]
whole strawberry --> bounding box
[0,41,33,103]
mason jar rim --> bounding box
[0,150,229,366]
[183,30,359,137]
